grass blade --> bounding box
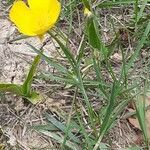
[22,54,41,96]
[134,94,149,148]
[39,130,80,150]
[45,113,80,144]
[48,31,77,71]
[126,21,150,72]
[0,84,22,95]
[95,0,138,8]
[27,43,68,74]
[86,16,108,58]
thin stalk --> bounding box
[120,46,127,89]
[74,100,93,149]
[105,59,117,82]
[76,68,97,136]
[62,88,78,147]
[48,31,77,68]
[134,0,139,29]
[93,133,104,150]
[22,54,41,96]
[48,31,96,135]
[92,51,109,100]
[67,0,73,45]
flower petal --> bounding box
[28,0,61,25]
[9,1,36,36]
[10,0,61,36]
[47,0,61,25]
[27,0,61,35]
[28,0,56,11]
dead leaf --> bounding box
[128,117,140,129]
[111,53,122,62]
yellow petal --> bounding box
[84,8,92,17]
[28,0,51,11]
[28,0,61,35]
[28,0,60,13]
[47,0,61,25]
[9,0,61,36]
[9,1,36,36]
[28,0,61,26]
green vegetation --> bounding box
[0,0,150,149]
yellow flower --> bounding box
[9,0,61,36]
[84,8,92,17]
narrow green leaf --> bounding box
[0,84,22,95]
[22,54,41,96]
[99,143,109,150]
[126,21,150,71]
[24,91,42,104]
[135,95,149,146]
[126,146,142,150]
[32,124,58,131]
[8,35,28,43]
[95,0,138,8]
[38,73,77,85]
[39,130,80,150]
[0,84,41,104]
[86,16,108,58]
[48,31,77,71]
[27,43,68,74]
[75,106,93,149]
[82,0,91,10]
[100,81,120,135]
[137,0,148,23]
[45,113,80,144]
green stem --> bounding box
[76,68,97,136]
[62,88,78,147]
[22,54,41,97]
[49,30,96,135]
[74,93,93,149]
